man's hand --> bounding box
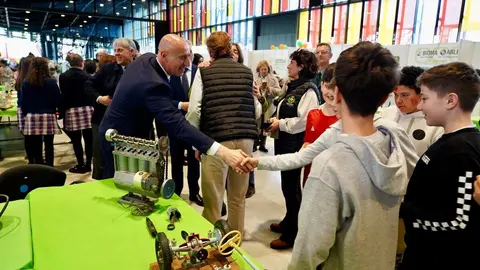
[195,150,201,162]
[215,146,249,173]
[181,102,189,112]
[239,157,259,173]
[474,176,480,206]
[268,118,280,132]
[98,95,112,106]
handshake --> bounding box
[198,146,260,174]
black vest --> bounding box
[276,80,320,151]
[199,58,258,143]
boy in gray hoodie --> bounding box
[290,42,406,270]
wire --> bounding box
[0,194,9,218]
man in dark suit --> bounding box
[169,56,202,206]
[85,38,136,179]
[99,34,249,180]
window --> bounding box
[413,0,440,44]
[362,0,379,42]
[333,4,347,44]
[309,8,321,47]
[347,2,362,44]
[437,0,462,43]
[321,6,334,43]
[461,0,480,41]
[378,0,398,45]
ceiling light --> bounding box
[25,24,28,26]
[123,6,127,9]
[65,5,69,8]
[69,1,74,3]
[61,14,65,17]
[53,29,56,31]
[142,0,146,2]
[116,12,119,15]
[55,24,59,27]
[25,18,29,21]
[88,15,92,18]
[99,3,104,7]
[80,25,83,27]
[104,27,108,30]
[132,3,136,6]
[24,27,27,30]
[83,20,87,23]
[25,11,30,14]
[100,37,103,39]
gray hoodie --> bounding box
[288,126,409,270]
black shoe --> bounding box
[190,194,204,207]
[69,164,89,174]
[259,146,268,153]
[221,203,227,217]
[83,163,92,172]
[245,186,256,198]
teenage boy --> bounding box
[285,42,408,269]
[399,62,480,269]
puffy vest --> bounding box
[199,58,258,143]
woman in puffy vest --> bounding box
[266,49,321,250]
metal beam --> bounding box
[40,1,53,30]
[0,4,159,23]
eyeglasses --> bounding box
[316,51,331,55]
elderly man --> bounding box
[96,49,107,62]
[85,38,136,179]
[99,34,249,180]
[312,43,333,96]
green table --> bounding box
[0,104,17,118]
[473,116,480,130]
[0,200,33,270]
[27,180,262,270]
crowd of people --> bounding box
[2,30,480,269]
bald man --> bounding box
[99,34,249,179]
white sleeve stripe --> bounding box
[412,171,473,231]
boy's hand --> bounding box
[238,157,259,173]
[301,142,310,150]
[474,176,480,206]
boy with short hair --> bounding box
[399,62,480,269]
[288,42,408,270]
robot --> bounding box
[146,219,260,270]
[105,129,175,215]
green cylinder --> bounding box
[119,155,128,172]
[128,156,138,173]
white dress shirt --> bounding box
[187,71,262,130]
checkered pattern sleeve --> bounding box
[401,156,479,231]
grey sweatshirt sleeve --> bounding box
[288,159,341,269]
[257,124,340,171]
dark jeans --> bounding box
[24,135,54,166]
[91,124,104,179]
[274,133,303,244]
[65,129,93,166]
[170,137,200,199]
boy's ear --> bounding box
[445,92,459,110]
[334,86,342,105]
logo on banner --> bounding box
[415,47,459,66]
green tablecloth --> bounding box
[0,200,33,270]
[0,103,17,118]
[27,180,262,270]
[473,116,480,130]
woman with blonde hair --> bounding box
[254,60,281,152]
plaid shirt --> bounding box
[64,106,93,131]
[23,113,62,135]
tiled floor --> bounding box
[0,131,292,269]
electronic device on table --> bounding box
[105,129,175,216]
[146,218,260,270]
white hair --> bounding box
[113,38,136,51]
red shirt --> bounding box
[304,108,338,143]
[303,108,338,184]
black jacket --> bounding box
[59,68,90,110]
[84,62,124,124]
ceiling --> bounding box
[0,0,155,40]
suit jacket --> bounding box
[99,53,214,153]
[170,64,197,108]
[59,68,90,110]
[84,62,124,124]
